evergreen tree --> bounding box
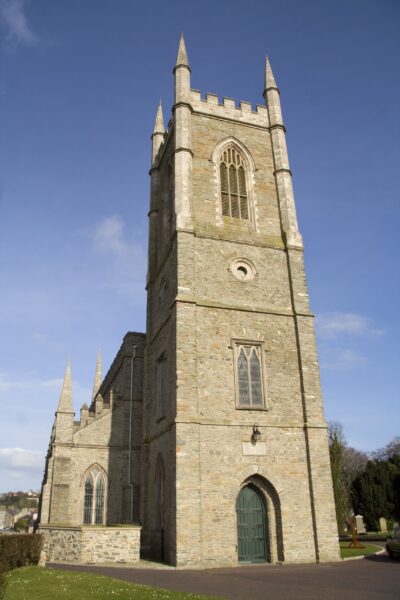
[351,455,400,530]
[328,422,347,533]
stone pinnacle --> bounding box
[153,100,165,135]
[57,359,74,413]
[92,351,102,401]
[175,33,190,68]
[264,56,278,93]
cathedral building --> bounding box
[39,35,339,566]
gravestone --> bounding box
[379,517,387,533]
[355,514,366,534]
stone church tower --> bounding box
[141,35,339,565]
[39,35,339,567]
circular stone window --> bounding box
[230,259,256,282]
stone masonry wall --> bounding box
[41,525,141,564]
[171,99,338,565]
[40,333,145,531]
[143,60,339,566]
[40,526,82,562]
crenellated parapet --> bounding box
[189,90,269,128]
[73,397,112,432]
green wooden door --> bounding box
[236,486,267,562]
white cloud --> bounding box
[0,448,44,474]
[315,312,385,339]
[0,0,37,46]
[0,372,91,412]
[0,372,62,394]
[91,215,147,295]
[93,215,128,255]
[320,348,366,371]
[31,332,47,344]
[0,373,63,393]
[31,332,62,351]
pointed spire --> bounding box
[153,100,165,136]
[57,359,74,413]
[264,56,279,95]
[175,33,190,70]
[152,101,166,164]
[91,351,102,401]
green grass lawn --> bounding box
[3,567,223,600]
[340,542,382,559]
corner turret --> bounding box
[56,359,74,414]
[263,57,302,248]
[173,34,193,230]
[151,100,165,165]
[80,403,89,426]
[174,33,191,103]
[91,351,102,401]
[264,56,279,95]
[54,360,74,443]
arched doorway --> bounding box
[236,485,268,562]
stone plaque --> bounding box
[242,441,266,456]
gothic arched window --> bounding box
[219,147,249,220]
[235,343,265,408]
[83,475,93,524]
[82,467,106,525]
[95,476,105,525]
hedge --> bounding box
[0,534,42,571]
[0,559,6,600]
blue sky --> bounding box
[0,0,399,492]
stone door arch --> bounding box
[236,475,284,563]
[236,485,268,562]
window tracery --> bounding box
[234,343,266,408]
[219,147,249,220]
[83,467,106,525]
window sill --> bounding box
[235,406,269,411]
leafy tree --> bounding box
[0,495,38,510]
[328,422,368,533]
[372,437,400,461]
[328,426,400,532]
[351,454,400,530]
[328,422,347,533]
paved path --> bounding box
[50,552,400,600]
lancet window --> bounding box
[234,343,266,408]
[83,467,106,525]
[219,147,249,220]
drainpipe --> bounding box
[128,346,137,523]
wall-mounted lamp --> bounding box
[251,424,261,444]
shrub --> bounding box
[0,534,42,573]
[14,518,29,533]
[0,558,7,600]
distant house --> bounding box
[0,509,13,530]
